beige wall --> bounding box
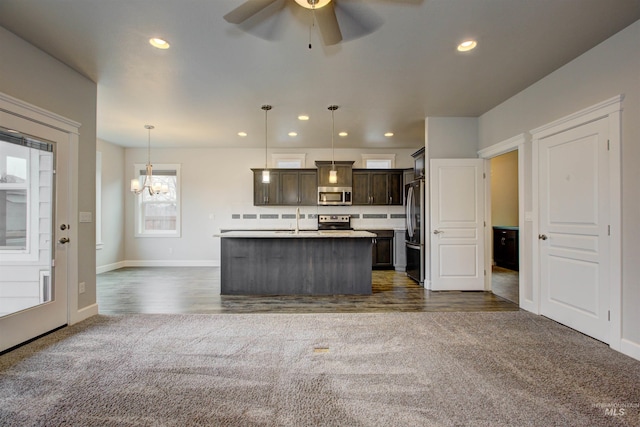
[96,139,125,270]
[0,26,97,312]
[96,145,416,271]
[490,150,518,227]
[479,21,640,350]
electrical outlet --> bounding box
[79,282,86,294]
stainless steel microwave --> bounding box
[318,186,352,205]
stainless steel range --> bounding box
[317,214,352,231]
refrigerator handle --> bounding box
[406,186,414,237]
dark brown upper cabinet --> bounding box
[352,169,404,206]
[252,169,317,206]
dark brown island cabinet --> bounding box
[252,169,317,206]
[352,169,403,205]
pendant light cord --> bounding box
[328,105,338,169]
[262,105,272,169]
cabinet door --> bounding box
[371,230,394,268]
[280,171,300,205]
[352,171,371,205]
[253,170,279,205]
[388,171,403,205]
[370,171,389,205]
[299,170,318,205]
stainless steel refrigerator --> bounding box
[405,179,425,285]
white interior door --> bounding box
[0,111,69,353]
[430,159,484,291]
[538,118,610,343]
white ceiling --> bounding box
[0,0,638,149]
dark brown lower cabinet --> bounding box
[369,229,394,269]
[493,226,519,271]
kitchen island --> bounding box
[220,230,376,295]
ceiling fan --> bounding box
[224,0,377,47]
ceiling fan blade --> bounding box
[223,0,280,24]
[315,2,342,46]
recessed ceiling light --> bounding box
[298,115,309,121]
[338,132,348,137]
[149,38,170,49]
[238,132,247,137]
[457,40,477,52]
[384,132,394,137]
[288,132,298,137]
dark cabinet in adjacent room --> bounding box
[493,226,519,271]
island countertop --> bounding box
[218,230,376,238]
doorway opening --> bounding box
[489,150,519,303]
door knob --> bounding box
[538,234,548,240]
[59,237,70,244]
[433,230,443,235]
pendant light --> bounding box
[130,125,169,196]
[261,105,272,183]
[328,105,338,184]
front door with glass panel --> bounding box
[0,117,69,352]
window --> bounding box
[272,153,306,168]
[134,163,181,237]
[0,130,53,261]
[362,154,396,169]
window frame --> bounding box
[0,144,42,261]
[272,153,307,169]
[133,163,181,238]
[361,154,396,169]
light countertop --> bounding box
[217,230,377,239]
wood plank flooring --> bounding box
[97,267,518,314]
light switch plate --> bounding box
[79,211,92,223]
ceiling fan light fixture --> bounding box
[457,40,477,52]
[294,0,332,10]
[149,38,170,49]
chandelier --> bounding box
[130,125,169,195]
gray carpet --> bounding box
[1,312,639,426]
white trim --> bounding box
[271,153,307,168]
[124,259,219,268]
[0,92,81,134]
[478,133,529,309]
[620,339,640,361]
[71,303,99,324]
[531,95,623,352]
[361,153,396,169]
[529,95,623,138]
[96,260,126,274]
[95,151,103,247]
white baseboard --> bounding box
[620,338,640,362]
[69,303,99,325]
[96,261,126,274]
[124,260,220,268]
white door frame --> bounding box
[478,134,529,305]
[0,92,81,332]
[531,95,622,351]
